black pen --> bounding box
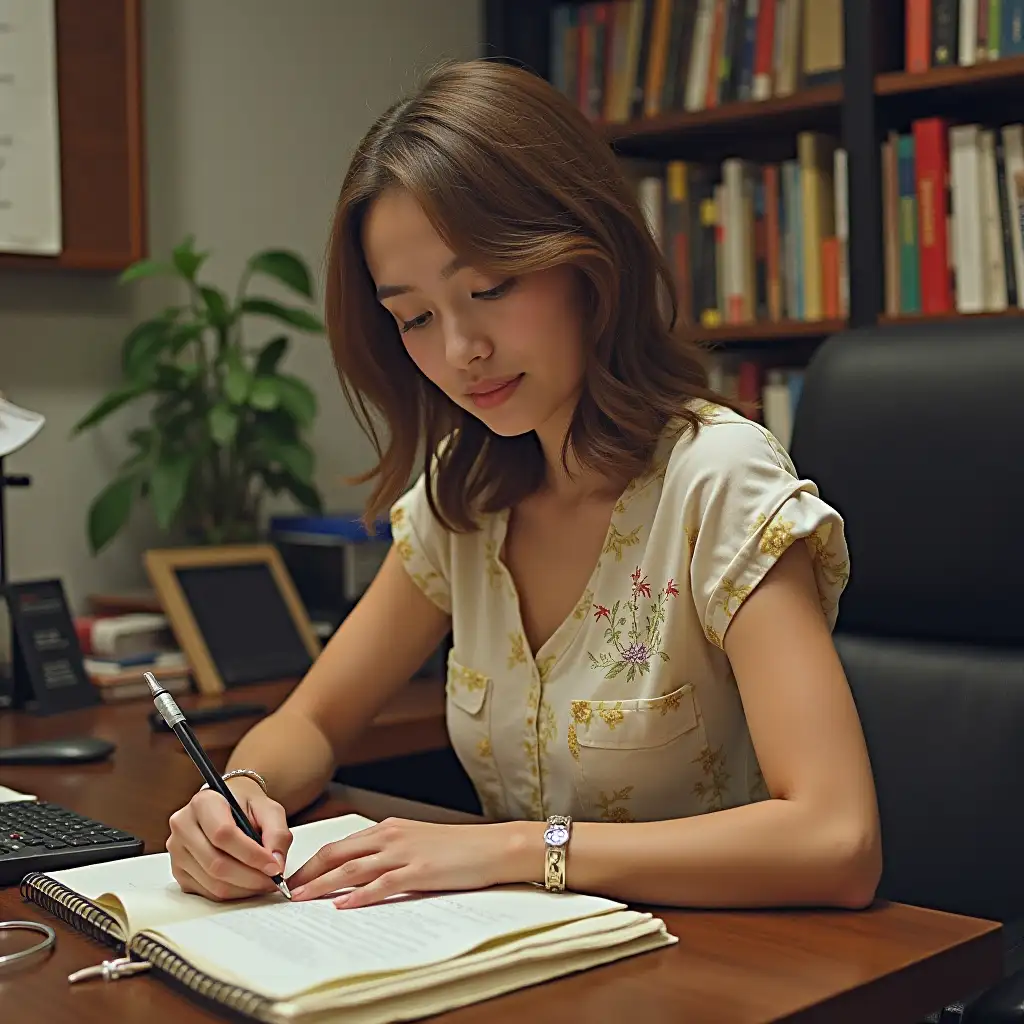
[144,672,291,899]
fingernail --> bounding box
[273,852,285,871]
[291,885,305,898]
[333,894,350,908]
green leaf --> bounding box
[172,235,208,280]
[150,450,195,529]
[224,365,251,405]
[262,439,314,482]
[281,474,323,512]
[168,322,207,355]
[121,315,177,379]
[240,297,323,333]
[259,373,316,425]
[200,285,232,327]
[247,250,314,298]
[87,475,138,553]
[249,377,280,411]
[72,385,145,433]
[208,403,239,446]
[118,259,176,285]
[254,335,289,375]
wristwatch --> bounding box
[543,814,572,892]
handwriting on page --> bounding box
[150,887,622,1000]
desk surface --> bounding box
[0,686,1003,1024]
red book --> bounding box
[737,361,762,422]
[906,0,932,73]
[753,0,778,96]
[913,117,954,314]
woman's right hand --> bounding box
[166,777,293,901]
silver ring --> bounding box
[0,920,56,971]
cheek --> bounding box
[402,335,445,385]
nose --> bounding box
[444,315,491,369]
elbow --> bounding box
[824,818,883,910]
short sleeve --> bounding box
[388,472,452,615]
[678,419,850,649]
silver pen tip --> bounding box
[143,671,164,697]
[277,878,292,899]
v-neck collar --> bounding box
[489,474,640,675]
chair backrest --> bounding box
[789,320,1024,923]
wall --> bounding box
[0,0,481,612]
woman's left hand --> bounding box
[285,818,538,908]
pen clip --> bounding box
[68,955,153,984]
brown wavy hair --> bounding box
[325,59,729,532]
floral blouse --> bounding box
[388,403,850,825]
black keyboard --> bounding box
[0,800,144,886]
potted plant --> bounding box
[73,235,325,553]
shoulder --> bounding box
[659,402,798,504]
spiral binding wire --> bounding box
[130,933,276,1022]
[19,872,126,952]
[22,871,279,1020]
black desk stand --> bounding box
[0,455,31,709]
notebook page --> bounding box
[44,813,377,936]
[146,885,626,1000]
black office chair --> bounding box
[788,319,1024,1023]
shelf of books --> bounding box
[548,0,843,135]
[544,0,847,435]
[880,116,1024,319]
[887,0,1024,91]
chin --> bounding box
[467,407,539,438]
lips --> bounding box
[465,373,524,409]
[466,376,521,396]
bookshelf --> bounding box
[483,0,1024,448]
[483,0,857,448]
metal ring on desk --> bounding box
[0,921,56,971]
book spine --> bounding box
[913,117,954,313]
[130,932,276,1022]
[906,0,932,73]
[19,871,126,951]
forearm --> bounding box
[506,798,880,910]
[225,707,336,816]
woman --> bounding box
[166,59,881,912]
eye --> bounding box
[472,278,516,300]
[399,311,432,334]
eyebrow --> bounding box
[375,256,466,300]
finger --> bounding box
[170,845,268,902]
[172,810,280,893]
[192,791,281,875]
[290,854,389,902]
[286,834,381,890]
[334,869,413,910]
[248,798,293,873]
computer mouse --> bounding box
[0,736,116,765]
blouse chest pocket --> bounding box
[568,684,712,823]
[445,653,506,820]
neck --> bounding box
[534,416,624,504]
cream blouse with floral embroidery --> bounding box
[388,403,850,825]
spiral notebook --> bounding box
[20,813,676,1023]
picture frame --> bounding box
[144,544,321,696]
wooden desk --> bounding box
[0,690,1003,1023]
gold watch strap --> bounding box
[543,814,572,892]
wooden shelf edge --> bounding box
[683,318,847,344]
[876,54,1024,96]
[600,84,843,144]
[879,309,1024,325]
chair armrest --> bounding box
[963,968,1024,1023]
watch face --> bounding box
[544,824,569,846]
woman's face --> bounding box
[362,188,587,441]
